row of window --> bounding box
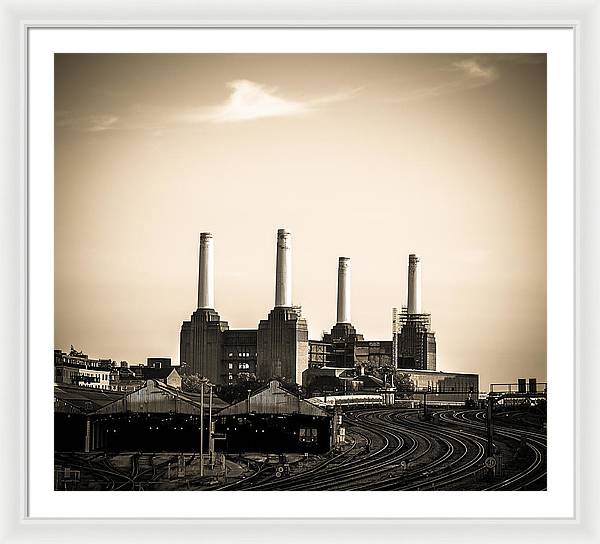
[411,379,477,391]
[228,362,252,370]
[77,372,110,382]
[56,368,111,383]
[227,352,256,358]
[55,357,112,370]
[88,373,111,381]
[75,383,110,390]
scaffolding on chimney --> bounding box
[396,306,433,331]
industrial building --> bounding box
[402,369,479,402]
[180,230,308,385]
[54,379,227,453]
[216,380,338,453]
[303,252,442,392]
[54,377,337,455]
[406,370,479,393]
[395,255,437,370]
[179,230,475,393]
[178,232,398,384]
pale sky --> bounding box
[55,54,547,389]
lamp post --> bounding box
[199,377,209,477]
[208,383,214,468]
[486,395,495,458]
[200,380,204,477]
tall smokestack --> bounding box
[336,257,351,324]
[197,232,214,309]
[407,254,422,314]
[275,229,292,307]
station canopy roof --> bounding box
[54,384,126,414]
[55,380,227,416]
[219,380,330,418]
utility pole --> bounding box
[84,416,91,453]
[200,379,205,477]
[392,307,399,369]
[486,395,494,458]
[209,383,214,468]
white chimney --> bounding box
[197,232,214,309]
[407,254,422,314]
[336,257,351,324]
[275,229,292,307]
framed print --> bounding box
[1,1,599,543]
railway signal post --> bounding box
[486,395,495,458]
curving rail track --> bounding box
[55,451,180,490]
[217,407,546,491]
[55,406,546,491]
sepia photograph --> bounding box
[53,52,547,492]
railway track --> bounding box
[370,410,487,491]
[252,408,482,491]
[218,425,376,491]
[54,406,546,492]
[449,409,547,490]
[277,411,413,490]
[237,407,546,491]
[55,452,179,490]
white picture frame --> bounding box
[1,0,598,542]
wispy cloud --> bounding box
[399,58,499,102]
[191,80,310,123]
[178,79,361,124]
[451,59,497,82]
[492,53,546,65]
[56,111,122,132]
[56,80,361,134]
[86,114,120,132]
[56,109,164,134]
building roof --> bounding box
[400,369,479,377]
[94,380,228,415]
[218,380,329,418]
[180,388,229,411]
[55,380,227,416]
[54,384,125,414]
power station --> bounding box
[180,229,308,385]
[179,229,474,392]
